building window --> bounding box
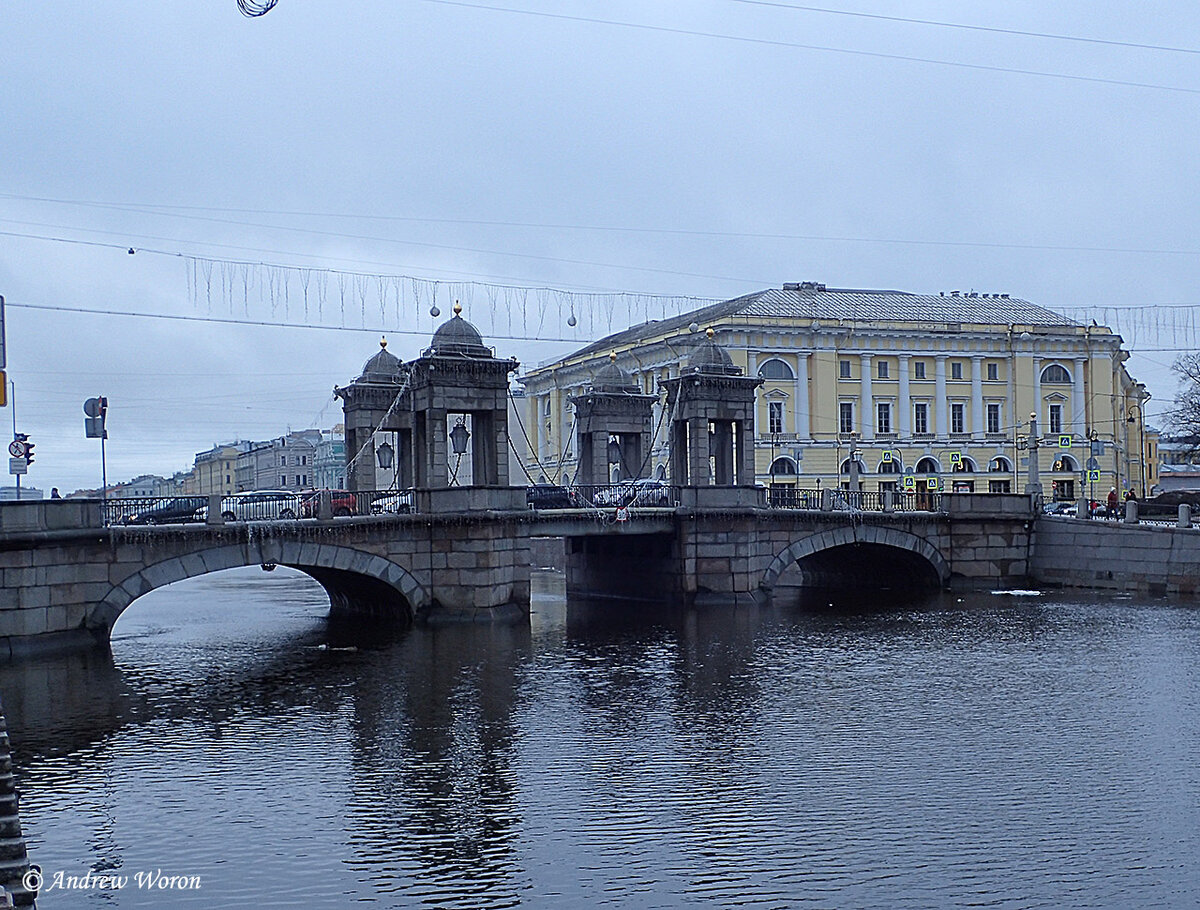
[951,361,963,380]
[914,402,928,434]
[987,362,999,381]
[758,358,795,380]
[280,475,286,486]
[1049,403,1063,435]
[987,403,1001,434]
[839,359,851,379]
[878,361,889,379]
[281,455,287,466]
[301,456,308,466]
[1042,364,1071,383]
[839,402,854,434]
[226,474,231,484]
[951,402,965,434]
[877,401,892,434]
[914,361,926,379]
[768,401,784,435]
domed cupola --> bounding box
[357,337,405,384]
[428,301,491,358]
[592,352,640,393]
[687,328,741,375]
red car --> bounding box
[300,489,357,518]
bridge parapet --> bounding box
[0,499,102,537]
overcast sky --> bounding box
[3,1,1199,493]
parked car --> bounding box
[526,484,575,509]
[300,489,357,518]
[215,490,302,521]
[369,490,414,514]
[622,479,672,506]
[123,496,209,526]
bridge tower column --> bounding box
[407,302,524,512]
[335,337,414,493]
[571,353,657,486]
[661,328,764,508]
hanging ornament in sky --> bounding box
[237,0,279,16]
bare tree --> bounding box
[1171,352,1200,440]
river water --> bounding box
[2,568,1199,909]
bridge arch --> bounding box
[90,542,430,636]
[761,525,950,591]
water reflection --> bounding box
[0,568,1198,908]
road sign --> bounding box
[927,476,941,491]
[1086,456,1100,470]
[1087,469,1101,482]
[1058,435,1072,448]
[948,451,961,465]
[882,450,893,463]
[8,457,26,476]
[8,440,23,458]
[902,476,916,491]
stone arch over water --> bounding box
[760,525,950,591]
[91,542,429,638]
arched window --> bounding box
[1041,363,1071,383]
[916,456,940,474]
[656,463,667,480]
[1052,454,1079,472]
[769,456,798,475]
[839,457,869,475]
[758,358,795,380]
[877,458,902,474]
[952,456,978,473]
[989,456,1012,473]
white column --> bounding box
[747,350,759,380]
[1073,357,1087,435]
[795,354,810,438]
[935,355,948,439]
[971,355,985,437]
[1030,356,1042,434]
[860,353,874,440]
[898,354,911,437]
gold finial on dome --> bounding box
[453,299,463,316]
[706,327,715,340]
[380,336,387,349]
[610,351,617,362]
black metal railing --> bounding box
[568,482,679,509]
[766,488,943,513]
[103,495,210,527]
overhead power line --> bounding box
[418,0,1200,96]
[723,0,1200,57]
[11,199,1200,260]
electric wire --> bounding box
[418,0,1200,96]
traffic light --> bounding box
[23,441,33,465]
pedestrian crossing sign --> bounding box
[902,476,915,491]
[948,451,961,465]
[1058,435,1072,448]
[927,476,941,491]
[1087,469,1100,482]
[882,450,893,463]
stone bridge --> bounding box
[0,492,1045,657]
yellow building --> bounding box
[518,282,1151,499]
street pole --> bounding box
[1025,413,1042,497]
[9,379,16,502]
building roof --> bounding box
[563,284,1081,363]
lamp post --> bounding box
[449,417,471,486]
[1127,402,1147,497]
[375,439,394,491]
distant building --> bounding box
[237,430,323,491]
[313,429,346,490]
[1157,435,1200,493]
[193,441,251,496]
[0,486,44,501]
[520,282,1152,500]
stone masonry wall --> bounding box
[1030,517,1200,595]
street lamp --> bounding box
[375,440,393,470]
[449,418,471,456]
[1127,403,1147,497]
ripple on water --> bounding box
[1,573,1199,908]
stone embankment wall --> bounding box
[1030,517,1200,595]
